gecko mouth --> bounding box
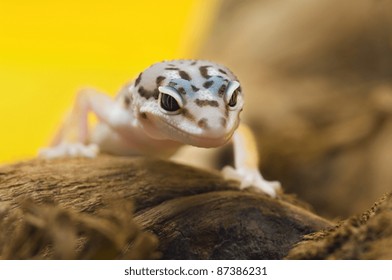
[181,130,232,148]
[151,116,233,148]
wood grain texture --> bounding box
[0,155,331,259]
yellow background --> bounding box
[0,0,219,164]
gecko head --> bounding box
[138,75,244,148]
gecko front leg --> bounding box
[39,88,133,159]
[222,123,281,197]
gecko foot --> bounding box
[38,143,99,159]
[222,166,281,197]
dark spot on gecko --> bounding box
[191,85,200,92]
[168,81,177,88]
[199,65,211,79]
[224,108,229,118]
[219,69,227,75]
[218,84,227,96]
[197,118,208,129]
[195,99,219,107]
[153,90,159,99]
[177,87,186,95]
[182,108,196,122]
[190,61,197,66]
[138,86,159,100]
[165,67,180,71]
[140,112,147,119]
[220,117,227,127]
[203,80,214,89]
[179,70,191,81]
[134,73,142,87]
[124,96,131,107]
[156,76,165,86]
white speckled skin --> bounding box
[39,59,280,196]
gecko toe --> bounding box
[221,166,280,197]
[38,143,99,159]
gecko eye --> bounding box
[160,93,181,112]
[158,85,184,114]
[225,81,241,110]
[228,89,239,107]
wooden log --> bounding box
[0,155,331,259]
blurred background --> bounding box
[200,0,392,219]
[1,0,392,219]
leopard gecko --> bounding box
[39,59,280,197]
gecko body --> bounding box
[39,60,280,197]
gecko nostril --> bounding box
[198,118,208,129]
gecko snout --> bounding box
[197,116,228,137]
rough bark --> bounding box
[287,193,392,260]
[0,155,331,259]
